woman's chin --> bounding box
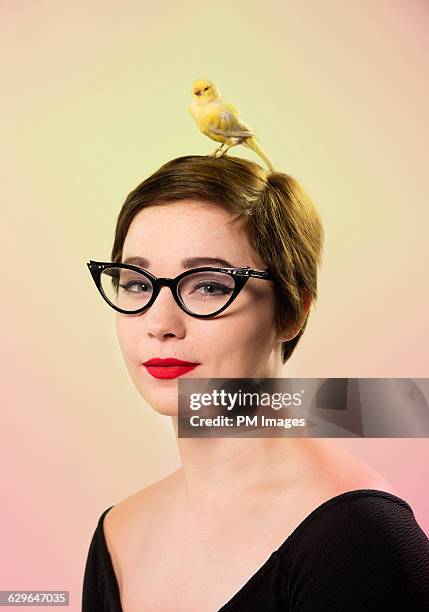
[152,404,179,417]
[138,387,179,417]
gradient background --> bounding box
[1,0,428,609]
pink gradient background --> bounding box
[1,0,428,609]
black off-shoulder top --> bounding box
[82,489,429,611]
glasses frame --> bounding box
[87,260,275,319]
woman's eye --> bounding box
[119,281,149,294]
[192,282,232,298]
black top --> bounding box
[82,489,429,611]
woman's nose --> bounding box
[143,286,186,337]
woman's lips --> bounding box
[142,358,200,380]
[144,364,199,379]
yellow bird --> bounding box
[189,78,276,172]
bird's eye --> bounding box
[204,86,209,91]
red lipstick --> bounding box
[142,357,200,380]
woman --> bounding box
[82,155,429,611]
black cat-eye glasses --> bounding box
[87,260,275,319]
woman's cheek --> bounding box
[117,320,140,364]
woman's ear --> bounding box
[276,289,312,342]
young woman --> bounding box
[82,155,429,611]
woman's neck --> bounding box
[170,423,317,513]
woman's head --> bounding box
[111,155,323,415]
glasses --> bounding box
[87,260,275,318]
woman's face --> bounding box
[115,199,292,416]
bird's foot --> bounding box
[211,146,225,157]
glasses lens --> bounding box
[100,267,153,312]
[177,271,235,315]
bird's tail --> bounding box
[244,137,276,172]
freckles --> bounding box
[200,322,235,360]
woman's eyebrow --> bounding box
[122,255,238,269]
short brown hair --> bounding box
[111,155,324,364]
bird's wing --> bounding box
[207,103,254,139]
[223,100,239,115]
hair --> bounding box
[111,155,324,364]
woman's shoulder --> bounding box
[281,486,429,609]
[284,444,425,553]
[106,468,180,521]
[278,447,429,605]
[305,439,400,496]
[101,470,180,587]
[277,439,406,544]
[285,486,417,549]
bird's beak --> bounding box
[193,89,201,96]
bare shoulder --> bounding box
[302,440,399,503]
[330,470,399,497]
[102,470,179,588]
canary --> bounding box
[189,78,275,171]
